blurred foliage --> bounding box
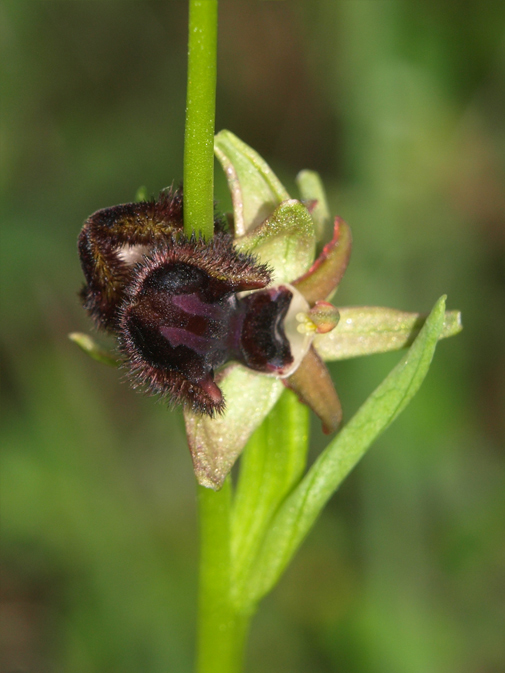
[1,2,505,672]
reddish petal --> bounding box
[284,346,342,434]
[292,217,352,305]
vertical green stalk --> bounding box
[183,0,247,669]
[184,2,250,670]
[197,478,249,673]
[184,0,218,239]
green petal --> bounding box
[314,306,462,361]
[215,130,290,236]
[184,365,284,490]
[295,169,331,243]
[293,217,352,304]
[69,332,119,367]
[235,199,316,284]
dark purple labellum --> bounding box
[78,188,299,415]
[119,252,294,414]
[78,188,346,431]
[238,287,293,373]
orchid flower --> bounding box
[71,130,461,491]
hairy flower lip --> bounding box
[115,232,296,415]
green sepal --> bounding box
[184,365,284,490]
[296,169,331,242]
[314,306,462,361]
[214,130,290,236]
[69,332,119,368]
[235,199,316,284]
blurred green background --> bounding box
[1,2,505,671]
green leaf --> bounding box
[314,306,462,360]
[214,130,290,236]
[295,169,331,242]
[184,365,284,490]
[235,199,316,284]
[68,332,119,367]
[243,295,448,607]
[230,390,309,607]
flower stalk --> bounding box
[197,479,249,673]
[184,0,218,240]
[182,2,250,669]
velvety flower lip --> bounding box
[80,186,330,422]
[116,233,274,415]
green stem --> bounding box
[184,0,218,239]
[184,2,249,670]
[197,478,250,673]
